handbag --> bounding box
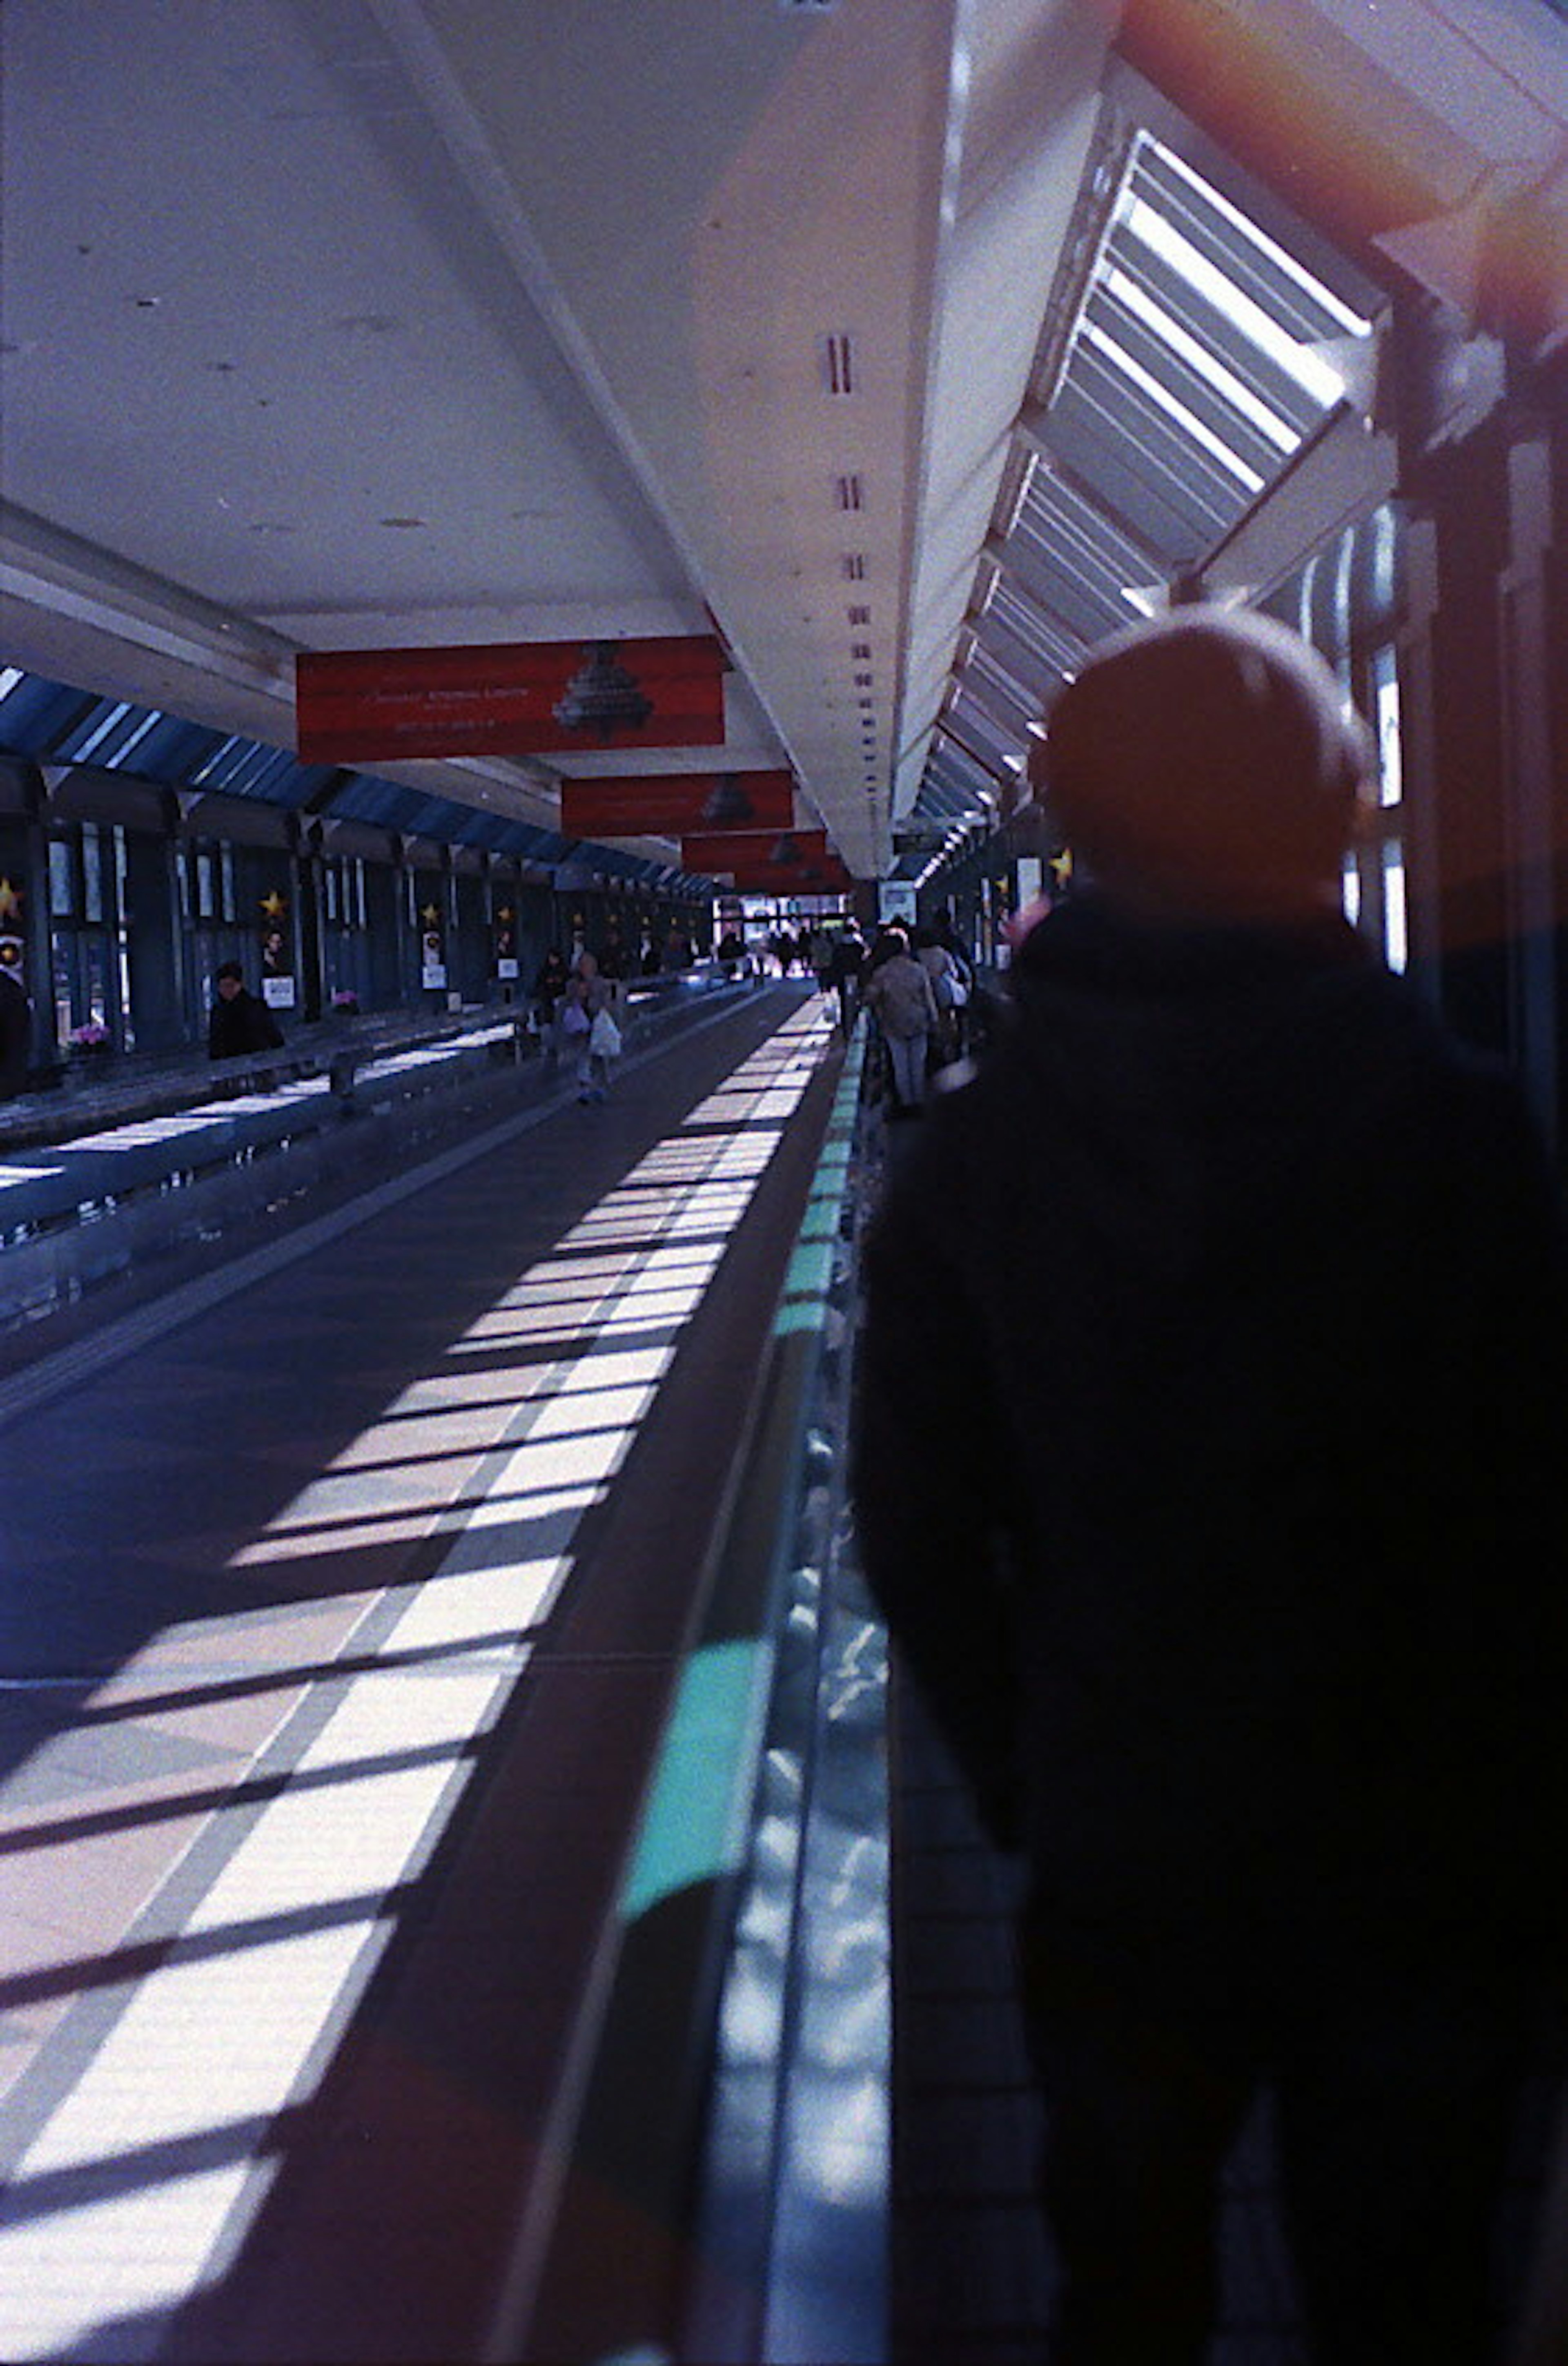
[560,998,591,1036]
[589,1007,622,1058]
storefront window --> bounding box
[1382,842,1407,974]
[49,839,75,918]
[82,824,105,924]
[1372,646,1403,809]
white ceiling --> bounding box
[2,0,1564,880]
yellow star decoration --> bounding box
[421,904,441,928]
[0,878,22,924]
[259,890,287,920]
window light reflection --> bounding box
[0,1002,833,2359]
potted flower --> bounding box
[67,1020,111,1058]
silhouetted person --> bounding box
[826,921,866,1034]
[852,607,1568,2365]
[0,964,30,1097]
[208,961,283,1060]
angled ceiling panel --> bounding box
[917,109,1387,862]
[966,610,1064,710]
[982,582,1089,684]
[924,734,1004,812]
[1081,283,1301,484]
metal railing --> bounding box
[0,972,747,1330]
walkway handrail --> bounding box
[0,968,729,1155]
[0,978,755,1331]
[489,1024,875,2366]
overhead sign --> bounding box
[682,828,853,893]
[296,635,726,762]
[560,769,796,840]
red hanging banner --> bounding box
[296,635,726,762]
[560,769,796,840]
[681,828,853,892]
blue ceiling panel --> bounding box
[318,771,431,834]
[0,670,99,757]
[0,662,702,890]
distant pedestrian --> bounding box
[208,962,283,1060]
[567,951,617,1103]
[826,921,866,1034]
[531,946,569,1058]
[596,924,630,997]
[0,964,30,1098]
[862,925,939,1115]
[914,926,969,1066]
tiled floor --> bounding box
[0,985,840,2362]
[886,1688,1315,2366]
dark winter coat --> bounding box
[852,893,1568,2034]
[208,987,284,1060]
[0,968,30,1096]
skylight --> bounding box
[1080,319,1268,493]
[1154,141,1372,340]
[1120,195,1355,412]
[922,123,1384,867]
[1101,262,1301,451]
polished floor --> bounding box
[0,985,839,2362]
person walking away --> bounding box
[531,945,569,1063]
[568,951,616,1103]
[596,924,630,1009]
[914,925,969,1069]
[827,921,867,1036]
[208,962,283,1061]
[851,606,1568,2366]
[863,925,940,1116]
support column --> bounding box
[1497,426,1566,1155]
[1424,424,1514,1060]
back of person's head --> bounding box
[1035,606,1374,919]
[216,960,243,985]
